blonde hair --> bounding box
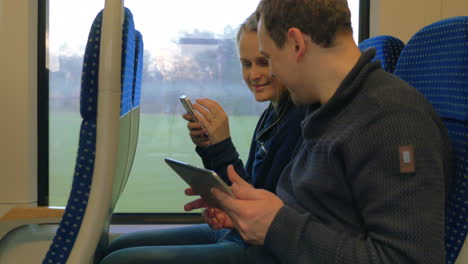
[237,12,290,105]
[236,13,258,43]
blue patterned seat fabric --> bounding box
[120,12,136,116]
[394,16,468,264]
[43,8,137,264]
[113,30,144,208]
[132,31,143,108]
[358,35,405,73]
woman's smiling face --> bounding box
[238,31,285,104]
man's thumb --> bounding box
[231,182,261,200]
[227,165,251,187]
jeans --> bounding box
[99,224,247,264]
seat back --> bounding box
[358,35,405,73]
[42,1,142,263]
[112,30,144,208]
[393,16,468,264]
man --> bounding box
[186,0,452,263]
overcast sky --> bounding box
[49,0,360,56]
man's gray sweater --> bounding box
[257,50,452,263]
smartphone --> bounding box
[179,95,199,123]
[179,95,207,133]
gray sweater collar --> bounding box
[301,48,381,139]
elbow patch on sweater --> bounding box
[399,145,415,173]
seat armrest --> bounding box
[0,207,64,240]
[1,206,64,221]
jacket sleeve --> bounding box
[195,137,250,184]
[263,110,449,264]
[195,110,266,185]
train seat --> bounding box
[394,16,468,264]
[358,35,405,73]
[0,1,144,263]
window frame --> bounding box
[38,0,49,207]
[37,0,370,224]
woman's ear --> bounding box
[287,28,306,62]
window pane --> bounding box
[49,0,105,207]
[48,0,360,213]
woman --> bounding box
[99,13,306,264]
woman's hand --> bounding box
[183,187,210,211]
[182,113,211,147]
[192,98,230,145]
[203,207,235,230]
[184,187,234,230]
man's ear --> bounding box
[287,28,306,62]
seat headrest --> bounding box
[120,8,136,116]
[80,8,136,120]
[358,35,405,73]
[80,11,103,121]
[394,16,468,122]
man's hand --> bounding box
[211,165,284,245]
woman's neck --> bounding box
[271,91,289,109]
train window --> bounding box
[47,0,363,213]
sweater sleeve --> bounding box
[264,110,449,264]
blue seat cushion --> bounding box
[444,119,468,263]
[80,8,136,120]
[132,30,143,108]
[359,35,405,73]
[43,120,96,263]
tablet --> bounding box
[164,158,233,206]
